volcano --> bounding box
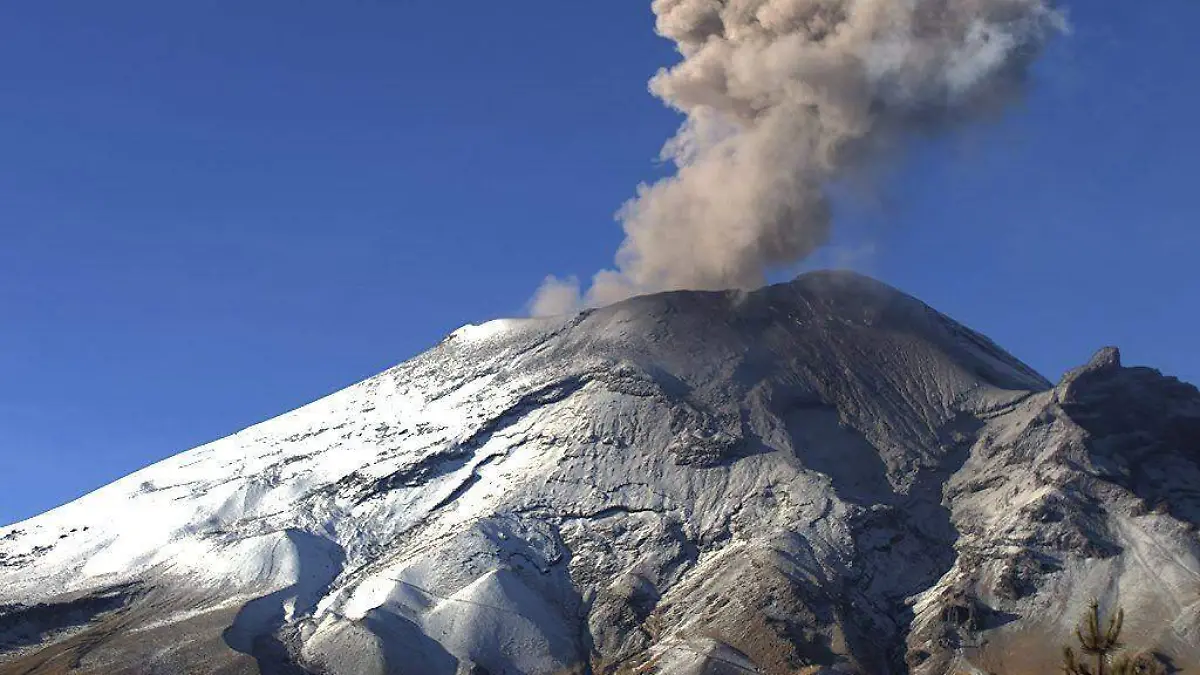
[2,271,1198,674]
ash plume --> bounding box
[532,0,1065,316]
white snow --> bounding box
[449,318,522,344]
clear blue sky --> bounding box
[1,1,1197,526]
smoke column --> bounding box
[531,0,1065,316]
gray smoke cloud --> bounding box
[531,0,1066,317]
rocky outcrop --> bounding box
[911,346,1200,674]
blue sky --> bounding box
[1,1,1197,526]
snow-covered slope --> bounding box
[0,271,1196,675]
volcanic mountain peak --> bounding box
[1,272,1195,675]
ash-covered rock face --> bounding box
[911,346,1200,675]
[0,272,1195,675]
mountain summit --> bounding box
[2,272,1197,674]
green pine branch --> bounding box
[1061,601,1164,675]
